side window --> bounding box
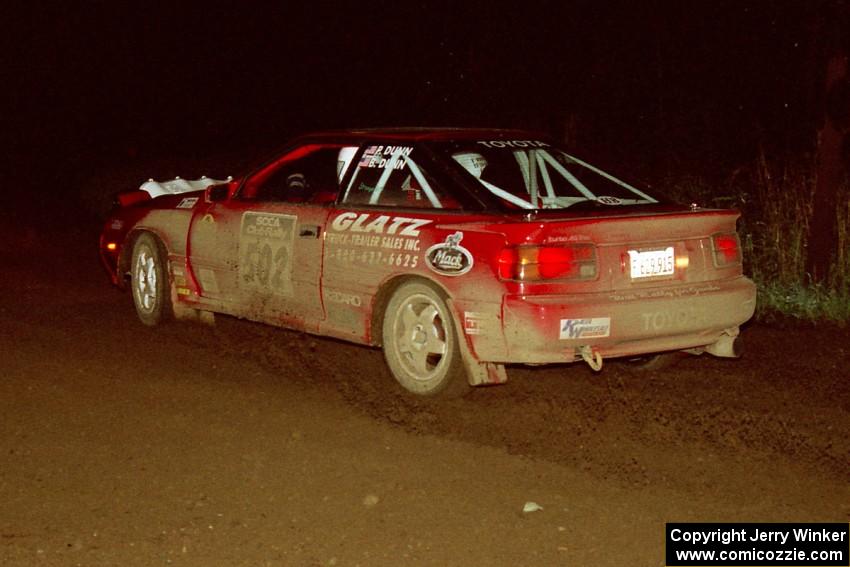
[248,146,354,204]
[341,144,460,209]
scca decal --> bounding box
[330,212,431,237]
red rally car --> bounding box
[100,128,756,397]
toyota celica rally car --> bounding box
[100,128,756,397]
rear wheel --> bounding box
[382,281,468,397]
[130,233,172,326]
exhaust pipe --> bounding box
[705,329,742,358]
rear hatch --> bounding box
[486,205,744,293]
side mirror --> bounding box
[206,183,231,203]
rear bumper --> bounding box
[494,277,756,364]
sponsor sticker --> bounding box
[425,232,473,277]
[358,145,413,169]
[330,212,430,237]
[177,197,199,209]
[197,268,219,294]
[476,140,550,149]
[326,213,427,267]
[544,234,591,244]
[641,307,707,331]
[559,318,611,340]
[325,290,362,307]
[239,212,296,296]
[463,312,483,335]
[596,196,622,205]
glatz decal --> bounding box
[330,212,430,237]
[425,232,473,277]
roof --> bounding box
[296,127,550,143]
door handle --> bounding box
[299,225,320,238]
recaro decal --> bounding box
[425,232,473,277]
[325,290,362,307]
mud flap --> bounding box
[446,299,508,386]
[169,262,214,325]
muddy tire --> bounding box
[382,281,468,398]
[130,233,172,326]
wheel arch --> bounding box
[368,274,454,347]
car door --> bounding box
[185,183,243,305]
[189,144,351,329]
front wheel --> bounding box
[130,233,172,326]
[382,281,468,397]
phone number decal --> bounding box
[330,248,419,268]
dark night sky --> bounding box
[5,1,849,196]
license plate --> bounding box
[628,247,675,279]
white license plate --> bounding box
[628,247,675,279]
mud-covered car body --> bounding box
[100,128,756,395]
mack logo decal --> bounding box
[559,318,611,340]
[425,232,473,277]
[330,212,431,237]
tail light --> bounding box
[498,244,597,281]
[711,233,742,267]
[115,190,151,208]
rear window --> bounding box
[432,140,658,210]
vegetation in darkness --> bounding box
[662,151,850,324]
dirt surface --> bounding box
[1,214,849,566]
